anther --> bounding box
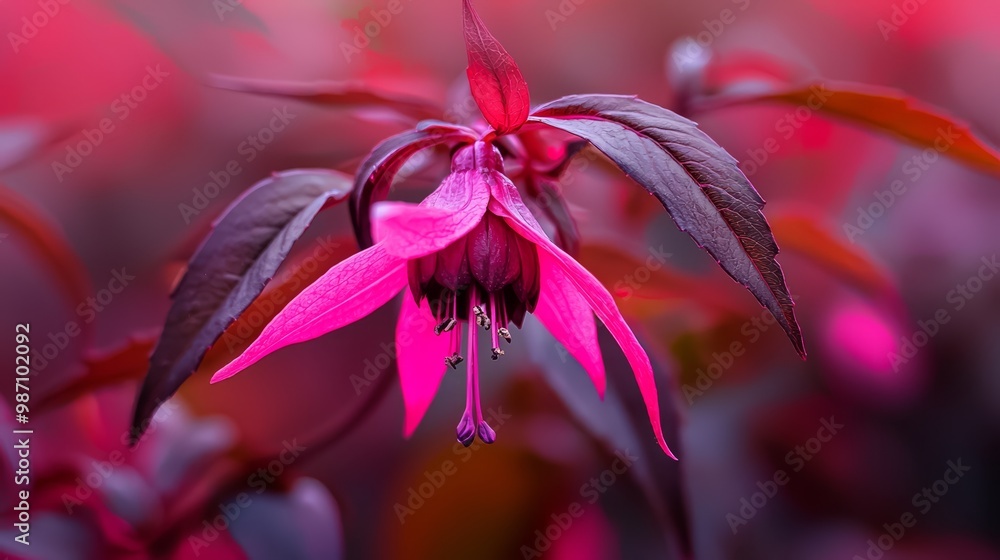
[445,354,464,369]
[434,317,457,335]
[491,347,504,360]
[498,327,511,344]
[473,306,491,330]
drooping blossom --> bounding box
[134,0,806,458]
[211,141,675,457]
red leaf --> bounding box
[208,75,441,122]
[705,81,1000,176]
[531,94,805,358]
[462,0,530,134]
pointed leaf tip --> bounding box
[462,0,530,134]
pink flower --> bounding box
[211,141,675,458]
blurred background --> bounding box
[2,0,1000,558]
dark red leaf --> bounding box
[350,124,477,247]
[702,81,1000,176]
[131,169,352,441]
[530,94,805,357]
[462,0,530,134]
[209,75,442,122]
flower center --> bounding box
[408,212,539,447]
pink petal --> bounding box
[396,295,450,437]
[372,169,489,259]
[211,244,406,383]
[491,186,676,459]
[533,256,607,398]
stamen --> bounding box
[434,317,457,335]
[455,286,495,446]
[498,327,511,344]
[450,311,461,351]
[489,297,501,356]
[498,291,509,331]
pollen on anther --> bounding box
[473,306,491,330]
[498,327,511,343]
[491,347,504,360]
[434,317,457,335]
[445,354,464,369]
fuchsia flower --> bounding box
[210,141,675,456]
[132,0,803,458]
